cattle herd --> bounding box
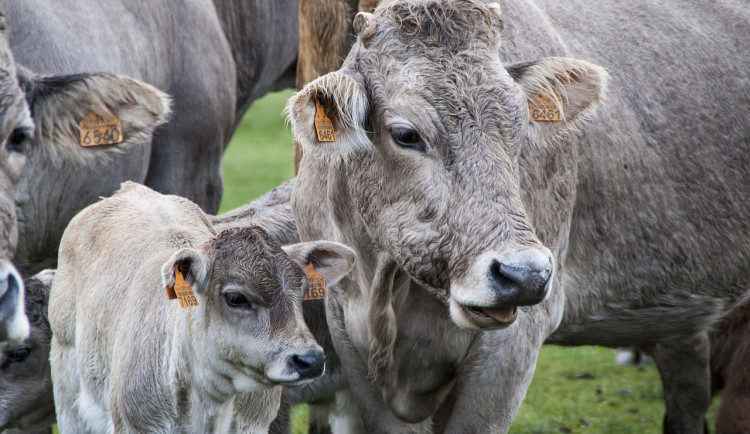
[0,0,748,433]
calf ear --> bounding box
[288,70,370,159]
[282,241,356,287]
[18,69,171,166]
[508,57,609,143]
[161,248,209,295]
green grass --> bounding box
[220,91,722,432]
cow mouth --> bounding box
[450,298,518,330]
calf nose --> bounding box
[0,262,28,343]
[289,349,326,380]
[488,249,552,306]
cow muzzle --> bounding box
[0,260,28,343]
[449,248,552,330]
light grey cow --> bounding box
[49,182,355,433]
[2,0,300,275]
[288,0,750,432]
[0,269,55,434]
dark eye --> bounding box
[3,347,31,366]
[7,127,31,153]
[391,127,426,152]
[224,292,252,309]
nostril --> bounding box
[290,350,326,379]
[488,254,552,305]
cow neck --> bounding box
[170,310,237,431]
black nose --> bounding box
[488,250,552,306]
[0,266,22,341]
[289,349,326,380]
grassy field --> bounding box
[221,90,720,433]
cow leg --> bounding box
[651,333,710,434]
[440,311,546,433]
[49,343,91,433]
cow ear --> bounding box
[161,248,209,295]
[288,70,370,158]
[19,70,171,166]
[282,241,356,287]
[508,57,609,143]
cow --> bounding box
[288,0,750,432]
[48,182,355,433]
[0,0,299,276]
[0,269,54,434]
[0,9,172,347]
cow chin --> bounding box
[448,297,519,330]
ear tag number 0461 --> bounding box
[165,266,199,308]
[79,110,124,147]
[303,263,327,301]
[314,99,337,142]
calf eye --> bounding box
[391,127,426,152]
[7,127,31,153]
[3,347,31,366]
[225,292,252,309]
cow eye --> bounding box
[391,127,426,152]
[3,347,31,366]
[225,292,252,309]
[7,127,32,153]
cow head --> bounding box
[161,227,355,391]
[0,10,170,341]
[290,0,607,344]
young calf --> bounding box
[49,182,355,433]
[0,270,55,433]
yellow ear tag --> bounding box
[303,263,327,301]
[170,266,199,308]
[314,99,337,142]
[79,110,124,147]
[529,93,563,122]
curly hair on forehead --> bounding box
[377,0,502,51]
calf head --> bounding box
[161,226,355,392]
[290,0,607,375]
[0,269,55,432]
[0,10,170,339]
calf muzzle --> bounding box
[288,349,326,380]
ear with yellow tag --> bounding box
[161,248,208,307]
[282,241,357,299]
[507,57,609,142]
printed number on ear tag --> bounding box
[79,110,124,146]
[529,94,563,122]
[314,99,337,142]
[166,266,199,308]
[303,263,327,301]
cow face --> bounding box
[161,227,355,392]
[290,1,608,331]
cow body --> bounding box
[1,0,299,274]
[49,182,354,433]
[289,0,750,432]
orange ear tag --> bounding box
[168,266,199,308]
[79,110,124,147]
[314,99,337,142]
[303,263,327,301]
[529,93,563,122]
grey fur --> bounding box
[0,270,55,433]
[0,0,299,275]
[289,0,750,432]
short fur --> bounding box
[289,0,750,432]
[0,270,55,433]
[49,183,351,433]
